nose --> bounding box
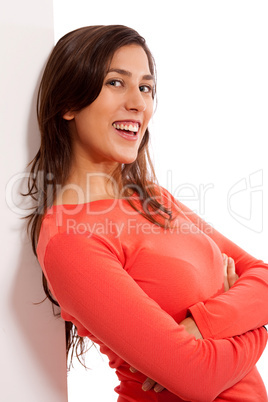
[124,87,147,112]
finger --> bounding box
[142,378,157,391]
[222,253,228,269]
[154,383,165,393]
[130,367,165,392]
[222,253,229,291]
[227,257,239,288]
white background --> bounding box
[1,0,67,401]
[53,0,268,401]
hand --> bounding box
[222,253,239,291]
[179,316,203,339]
[129,366,165,393]
[129,316,203,393]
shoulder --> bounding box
[37,209,125,270]
[153,185,183,212]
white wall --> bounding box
[1,1,67,400]
[53,0,268,400]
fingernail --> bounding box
[222,253,227,260]
[129,367,136,373]
[154,384,163,393]
[228,257,233,263]
[142,381,151,391]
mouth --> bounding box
[112,120,141,137]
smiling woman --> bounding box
[62,45,154,173]
[25,25,268,402]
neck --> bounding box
[55,158,123,205]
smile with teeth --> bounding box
[113,122,139,134]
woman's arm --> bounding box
[164,190,268,339]
[40,231,267,402]
[181,254,240,339]
[135,255,237,395]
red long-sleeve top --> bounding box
[37,186,268,401]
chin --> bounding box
[122,157,138,165]
[116,152,138,165]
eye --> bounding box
[107,79,123,87]
[139,85,153,94]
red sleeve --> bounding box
[42,232,267,402]
[172,197,268,340]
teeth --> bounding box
[113,122,139,132]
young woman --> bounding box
[26,25,268,401]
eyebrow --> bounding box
[107,68,155,82]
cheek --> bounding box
[145,103,154,123]
[73,114,96,144]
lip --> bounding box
[112,120,141,142]
[112,119,141,128]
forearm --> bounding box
[189,269,268,339]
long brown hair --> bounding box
[25,25,176,368]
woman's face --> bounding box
[64,44,155,172]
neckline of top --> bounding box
[51,195,140,209]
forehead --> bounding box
[108,44,152,75]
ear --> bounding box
[63,110,75,121]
